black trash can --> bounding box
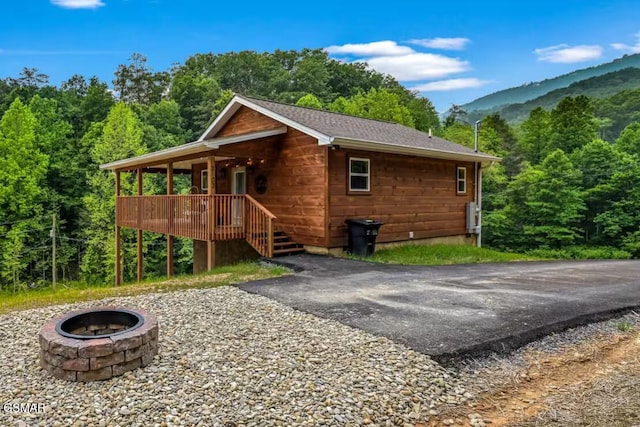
[345,219,384,256]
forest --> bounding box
[462,52,640,112]
[0,49,639,290]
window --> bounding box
[349,158,370,192]
[201,169,208,192]
[457,167,467,194]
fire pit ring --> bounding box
[56,308,144,339]
[39,306,158,381]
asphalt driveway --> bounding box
[238,255,640,361]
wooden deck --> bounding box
[116,194,275,256]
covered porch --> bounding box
[102,127,291,285]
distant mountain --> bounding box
[463,53,640,114]
[479,67,640,123]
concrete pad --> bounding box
[238,255,640,362]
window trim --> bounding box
[456,166,467,195]
[348,157,370,193]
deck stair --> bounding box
[272,230,305,256]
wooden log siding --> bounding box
[249,130,326,247]
[217,106,283,137]
[212,110,327,248]
[327,148,475,247]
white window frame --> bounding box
[349,157,370,192]
[457,166,467,195]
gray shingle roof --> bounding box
[241,95,497,159]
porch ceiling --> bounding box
[99,127,287,172]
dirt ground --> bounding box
[423,326,640,427]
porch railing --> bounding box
[116,194,276,256]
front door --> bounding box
[231,167,246,226]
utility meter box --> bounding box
[466,202,479,234]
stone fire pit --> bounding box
[39,307,158,381]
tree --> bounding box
[481,113,522,177]
[325,59,385,99]
[61,74,88,97]
[288,50,330,101]
[81,103,146,283]
[443,104,467,128]
[6,67,49,88]
[615,121,640,158]
[0,99,49,287]
[518,107,553,164]
[405,96,441,134]
[28,96,78,228]
[593,157,640,248]
[169,72,221,139]
[295,94,323,109]
[550,95,598,153]
[113,53,170,105]
[211,51,288,98]
[80,77,115,133]
[496,150,584,250]
[570,139,631,243]
[329,88,415,127]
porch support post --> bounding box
[115,171,122,286]
[207,156,216,270]
[137,168,143,282]
[207,156,215,196]
[167,163,174,278]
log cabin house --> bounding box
[101,95,500,284]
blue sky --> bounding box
[2,0,640,111]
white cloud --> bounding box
[51,0,105,9]
[412,78,491,92]
[362,53,469,81]
[611,31,640,53]
[534,44,603,63]
[325,41,414,57]
[407,37,470,50]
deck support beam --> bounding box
[137,168,143,282]
[207,241,215,271]
[167,163,174,278]
[115,171,122,286]
[207,156,215,270]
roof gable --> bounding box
[198,95,500,163]
[198,96,332,144]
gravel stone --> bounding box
[455,310,640,399]
[0,286,470,426]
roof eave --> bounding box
[99,140,209,171]
[331,137,501,165]
[100,127,288,171]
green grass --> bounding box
[617,320,634,332]
[348,244,542,265]
[0,262,289,315]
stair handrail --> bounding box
[244,194,277,257]
[244,195,277,219]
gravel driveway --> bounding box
[1,286,471,427]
